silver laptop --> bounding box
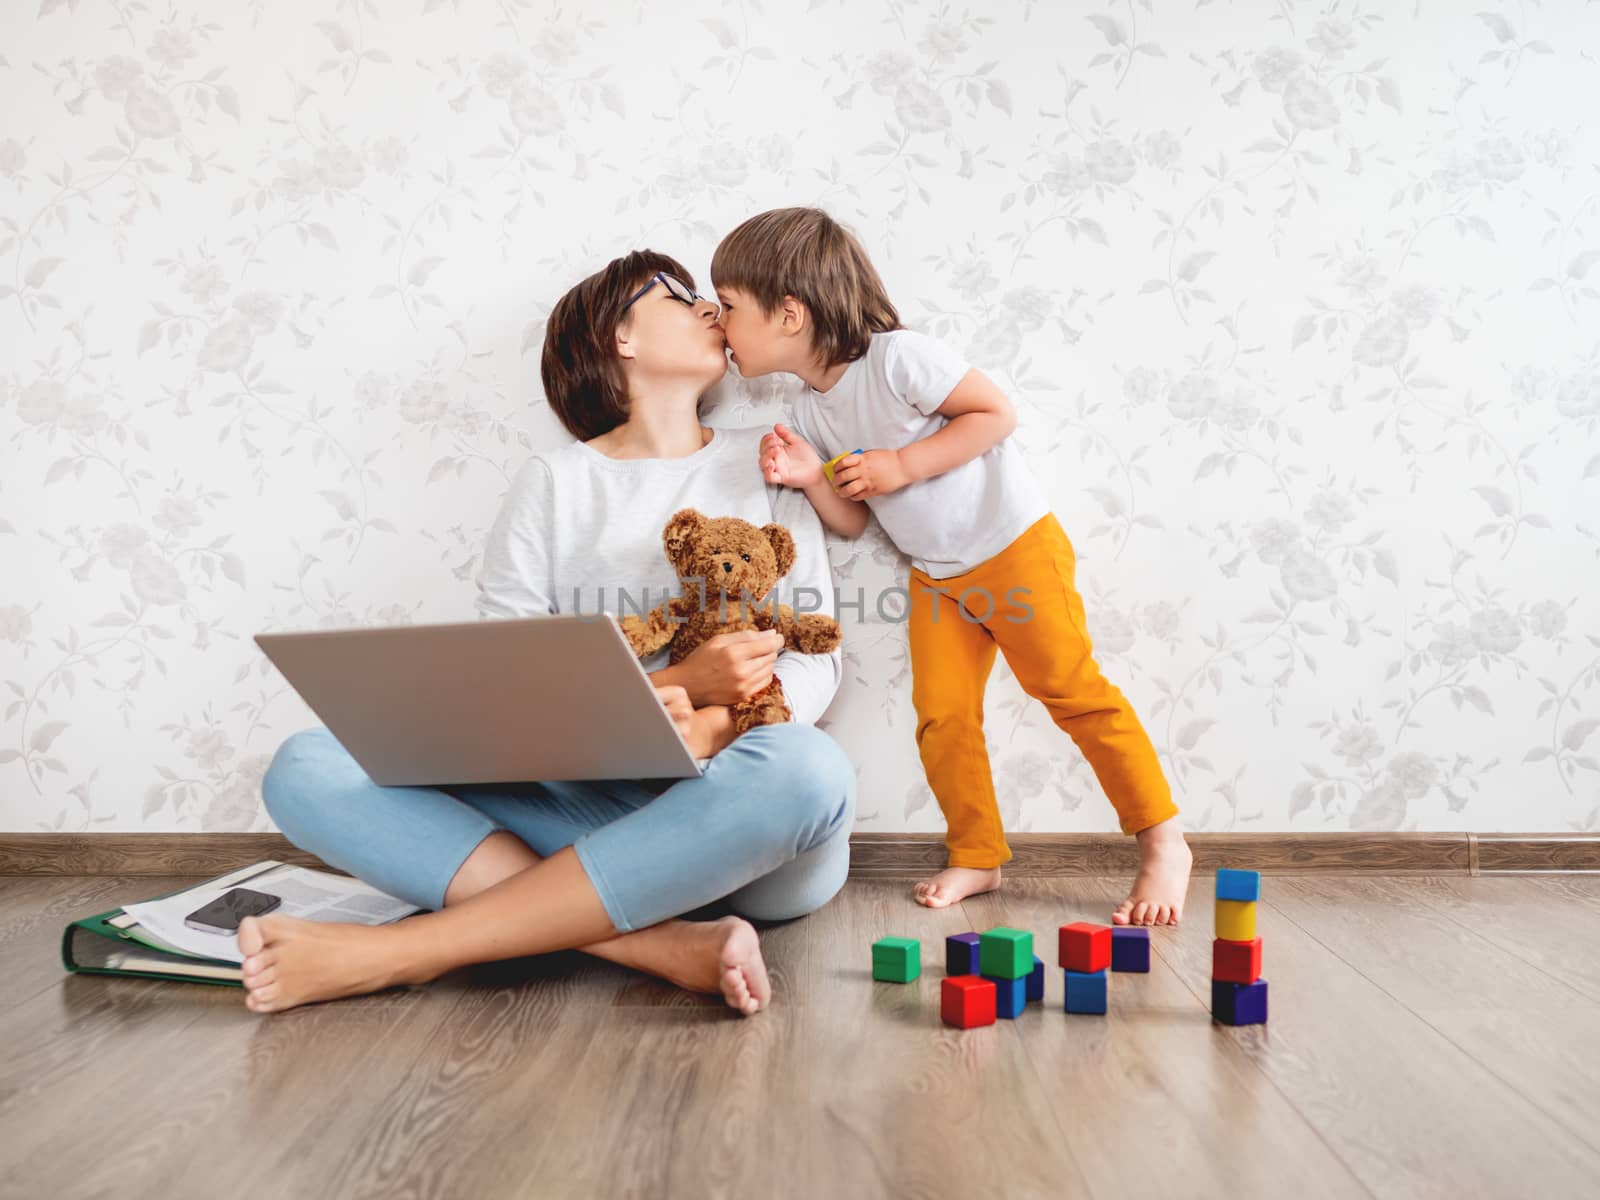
[254,615,705,786]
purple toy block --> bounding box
[984,973,1027,1019]
[946,932,981,976]
[1211,978,1269,1026]
[1026,954,1045,1002]
[1110,927,1150,973]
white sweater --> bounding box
[475,425,842,726]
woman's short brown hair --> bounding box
[711,207,901,367]
[540,249,695,441]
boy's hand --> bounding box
[832,449,912,500]
[759,423,823,488]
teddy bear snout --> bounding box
[720,560,734,574]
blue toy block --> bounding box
[1215,868,1261,903]
[1026,955,1045,1002]
[945,931,981,976]
[1212,978,1269,1026]
[1110,927,1150,972]
[1063,969,1108,1014]
[985,973,1027,1019]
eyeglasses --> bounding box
[621,271,716,317]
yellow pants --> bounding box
[908,513,1177,868]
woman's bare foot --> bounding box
[595,915,770,1016]
[237,912,772,1017]
[1113,816,1193,926]
[237,913,415,1013]
[913,865,1002,909]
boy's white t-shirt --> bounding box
[789,329,1049,579]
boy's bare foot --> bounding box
[913,865,1002,909]
[238,912,772,1017]
[1113,816,1193,926]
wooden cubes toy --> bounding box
[1063,969,1108,1014]
[1212,867,1269,1025]
[1026,954,1045,1002]
[1214,899,1257,942]
[822,448,866,484]
[871,936,920,983]
[979,927,1034,979]
[1211,978,1269,1026]
[985,973,1027,1019]
[941,976,997,1028]
[945,931,981,976]
[1110,927,1150,973]
[1212,937,1262,985]
[1215,868,1261,902]
[1058,922,1111,973]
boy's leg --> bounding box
[978,516,1192,925]
[907,567,1007,907]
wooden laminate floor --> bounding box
[2,873,1598,1199]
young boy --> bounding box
[710,207,1192,924]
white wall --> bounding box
[3,1,1598,835]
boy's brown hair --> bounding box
[540,249,696,441]
[711,207,902,366]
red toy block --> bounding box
[1058,922,1111,973]
[1213,937,1262,985]
[941,975,997,1029]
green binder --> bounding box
[61,862,418,987]
[62,895,243,988]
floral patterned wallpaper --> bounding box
[2,1,1597,835]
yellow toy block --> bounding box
[1215,898,1257,941]
[822,448,865,484]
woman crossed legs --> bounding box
[239,719,855,1015]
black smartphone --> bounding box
[183,886,282,934]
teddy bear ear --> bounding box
[663,509,704,565]
[762,523,796,578]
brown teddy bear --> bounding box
[618,508,843,735]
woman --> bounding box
[242,250,855,1016]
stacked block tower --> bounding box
[1211,868,1268,1025]
[979,927,1034,1020]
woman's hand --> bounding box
[759,423,823,488]
[655,683,695,742]
[654,686,736,759]
[831,448,913,500]
[660,629,784,707]
[685,704,735,759]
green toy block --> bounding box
[978,927,1033,980]
[871,936,920,983]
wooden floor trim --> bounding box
[1,830,1597,876]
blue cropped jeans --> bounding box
[261,721,856,933]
